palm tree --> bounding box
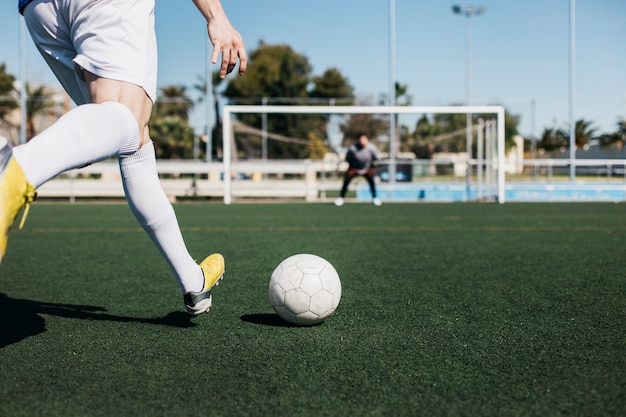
[597,119,626,150]
[150,84,196,159]
[572,119,597,148]
[154,85,194,121]
[538,126,568,152]
[150,117,195,159]
[25,83,54,140]
[0,64,18,135]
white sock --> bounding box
[13,102,139,188]
[119,142,203,293]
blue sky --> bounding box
[0,0,624,139]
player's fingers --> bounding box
[238,48,248,75]
[211,46,220,66]
[220,48,232,78]
[227,49,239,74]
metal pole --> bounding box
[389,0,397,184]
[497,110,506,203]
[262,97,268,161]
[206,39,213,162]
[19,16,27,145]
[477,118,484,199]
[485,120,492,198]
[453,6,486,199]
[530,99,537,181]
[465,13,473,196]
[568,0,576,182]
[223,107,232,204]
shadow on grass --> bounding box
[240,313,297,327]
[0,292,196,349]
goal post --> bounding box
[222,105,506,204]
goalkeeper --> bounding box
[335,134,382,207]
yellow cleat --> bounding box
[0,147,37,264]
[183,253,225,315]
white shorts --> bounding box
[23,0,158,104]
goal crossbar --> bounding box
[222,105,506,204]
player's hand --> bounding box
[207,19,248,78]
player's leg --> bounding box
[1,0,141,263]
[335,169,357,206]
[75,0,221,312]
[364,169,382,206]
[72,1,222,311]
[118,141,223,304]
[87,77,221,313]
[11,0,143,186]
[4,0,220,313]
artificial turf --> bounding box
[0,202,624,417]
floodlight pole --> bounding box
[19,16,27,145]
[206,39,213,162]
[453,5,485,197]
[568,0,576,182]
[389,0,397,184]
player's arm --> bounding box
[345,149,355,167]
[370,145,380,167]
[192,0,248,78]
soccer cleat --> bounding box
[334,197,344,206]
[183,253,225,315]
[0,141,37,264]
[373,197,382,206]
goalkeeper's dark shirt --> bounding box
[346,142,379,171]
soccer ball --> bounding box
[268,254,342,326]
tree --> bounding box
[307,132,329,160]
[224,43,315,159]
[538,126,568,152]
[540,119,598,153]
[223,42,353,159]
[597,118,625,150]
[0,63,18,130]
[150,118,195,160]
[309,68,354,101]
[150,84,196,159]
[426,110,470,153]
[572,118,597,148]
[154,85,194,121]
[393,82,413,153]
[405,106,521,157]
[25,83,54,140]
[407,115,443,158]
[225,42,310,101]
[339,112,388,148]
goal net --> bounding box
[221,105,506,204]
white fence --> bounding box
[35,157,626,203]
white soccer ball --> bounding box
[268,254,342,326]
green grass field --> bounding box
[0,202,624,417]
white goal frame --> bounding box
[222,105,506,204]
